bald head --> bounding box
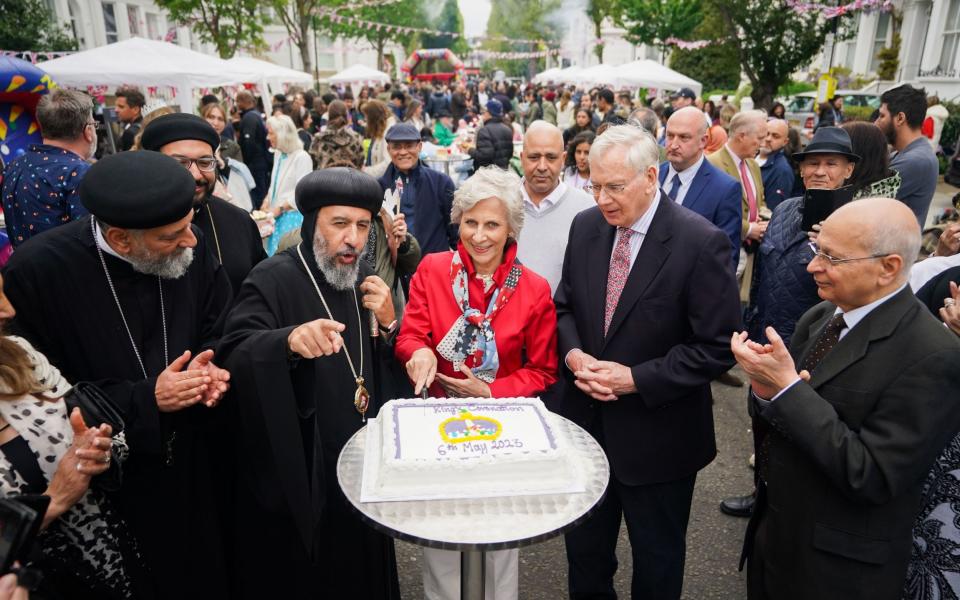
[665,106,709,171]
[523,120,564,151]
[667,106,709,137]
[761,118,790,156]
[521,121,565,203]
[811,197,919,311]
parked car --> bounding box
[784,90,880,143]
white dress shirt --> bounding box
[665,155,704,206]
[520,179,569,215]
[758,283,908,404]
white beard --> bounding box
[312,235,360,291]
[128,246,194,280]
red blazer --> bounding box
[395,241,558,398]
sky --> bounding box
[458,0,492,38]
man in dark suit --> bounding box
[556,125,741,599]
[732,197,960,600]
[659,106,742,268]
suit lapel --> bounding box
[748,159,766,208]
[588,218,617,352]
[602,196,673,350]
[682,162,710,211]
[807,288,916,388]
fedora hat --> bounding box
[792,126,860,162]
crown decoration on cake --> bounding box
[438,408,502,444]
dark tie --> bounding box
[668,173,681,202]
[758,313,846,483]
[800,314,847,373]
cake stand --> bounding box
[336,414,609,600]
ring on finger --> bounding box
[946,298,957,308]
[102,454,111,463]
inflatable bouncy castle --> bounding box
[0,57,56,266]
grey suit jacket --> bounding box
[744,287,960,600]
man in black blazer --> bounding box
[555,125,741,599]
[732,197,960,600]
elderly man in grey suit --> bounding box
[732,197,960,600]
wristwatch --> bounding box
[382,319,399,334]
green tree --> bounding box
[270,0,327,75]
[0,0,77,51]
[711,0,836,109]
[617,0,702,62]
[668,12,740,93]
[421,0,469,55]
[314,0,426,72]
[485,0,561,77]
[155,0,265,58]
[587,0,617,63]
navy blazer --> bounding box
[659,159,741,267]
[554,196,741,485]
[378,161,458,255]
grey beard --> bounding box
[128,246,194,279]
[312,235,360,291]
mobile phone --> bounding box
[801,186,855,232]
[0,498,41,575]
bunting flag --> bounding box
[665,37,714,50]
[0,50,75,64]
[786,0,894,18]
[469,48,561,60]
[324,14,552,45]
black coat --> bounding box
[469,117,514,171]
[554,196,741,485]
[377,161,457,255]
[216,249,401,599]
[194,194,266,295]
[3,217,233,599]
[744,288,960,600]
[237,109,270,170]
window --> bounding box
[127,5,140,36]
[869,12,891,74]
[941,0,960,74]
[146,12,159,39]
[67,0,84,46]
[102,2,118,43]
[841,15,860,70]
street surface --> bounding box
[393,181,958,598]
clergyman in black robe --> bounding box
[2,152,233,599]
[217,167,403,599]
[141,112,266,293]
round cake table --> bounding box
[336,414,609,600]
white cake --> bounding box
[361,397,584,501]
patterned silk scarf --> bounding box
[435,250,523,383]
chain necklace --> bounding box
[204,202,223,264]
[92,219,169,379]
[296,243,369,420]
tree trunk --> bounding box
[751,81,776,111]
[593,18,603,63]
[376,36,386,75]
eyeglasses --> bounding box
[585,182,630,197]
[170,155,217,172]
[807,241,889,266]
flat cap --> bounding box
[80,151,195,228]
[295,167,383,217]
[140,112,221,153]
[384,122,421,142]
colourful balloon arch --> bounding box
[400,48,465,82]
[0,57,55,266]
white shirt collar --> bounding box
[94,220,132,264]
[521,179,568,213]
[625,189,661,236]
[724,143,744,171]
[666,154,704,187]
[834,283,908,334]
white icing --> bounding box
[369,397,583,500]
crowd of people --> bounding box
[0,73,956,600]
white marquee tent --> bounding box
[536,60,701,95]
[326,64,391,86]
[227,56,313,98]
[38,38,264,112]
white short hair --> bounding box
[588,125,659,174]
[728,109,767,137]
[266,114,302,155]
[451,166,525,236]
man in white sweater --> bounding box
[517,121,595,294]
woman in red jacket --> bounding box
[395,165,558,599]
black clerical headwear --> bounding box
[295,167,384,217]
[140,112,221,153]
[80,151,195,229]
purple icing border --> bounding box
[391,400,558,460]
